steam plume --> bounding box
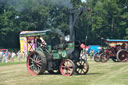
[1,0,73,12]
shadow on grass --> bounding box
[87,72,103,75]
[39,71,61,75]
[39,72,103,76]
[72,72,103,76]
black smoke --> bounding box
[1,0,73,12]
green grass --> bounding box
[0,61,26,66]
[0,60,128,85]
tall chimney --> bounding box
[69,13,75,41]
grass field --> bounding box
[0,60,128,85]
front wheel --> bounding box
[60,59,75,76]
[94,53,101,62]
[100,53,109,63]
[75,59,89,75]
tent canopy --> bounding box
[105,39,128,43]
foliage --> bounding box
[0,0,128,49]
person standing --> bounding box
[17,51,21,62]
[22,52,25,61]
[5,51,9,62]
[90,49,94,60]
[2,53,6,63]
[0,52,3,63]
[8,52,12,62]
[11,52,15,62]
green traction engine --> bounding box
[20,30,89,76]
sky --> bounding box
[81,0,87,3]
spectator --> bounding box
[17,51,21,62]
[90,49,94,60]
[121,43,126,49]
[0,52,3,63]
[99,47,104,53]
[22,52,26,61]
[25,52,27,58]
[2,54,6,63]
[5,50,9,62]
[11,52,16,62]
[8,52,12,62]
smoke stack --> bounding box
[5,0,73,12]
[69,12,75,41]
[69,7,90,41]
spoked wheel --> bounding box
[27,51,47,75]
[94,53,101,62]
[100,53,109,63]
[117,49,128,62]
[75,59,89,75]
[60,59,75,76]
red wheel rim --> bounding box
[27,51,42,75]
[60,59,74,76]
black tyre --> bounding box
[27,51,47,75]
[100,53,109,63]
[117,49,128,62]
[94,53,101,62]
[75,59,89,75]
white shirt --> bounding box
[12,53,15,58]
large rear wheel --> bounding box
[60,59,75,76]
[117,49,128,62]
[27,51,47,75]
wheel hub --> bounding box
[121,55,125,57]
[80,65,84,69]
[60,59,75,76]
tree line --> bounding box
[0,0,128,49]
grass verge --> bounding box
[0,61,26,66]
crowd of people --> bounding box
[0,51,27,63]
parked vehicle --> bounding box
[0,49,8,54]
[95,39,128,62]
